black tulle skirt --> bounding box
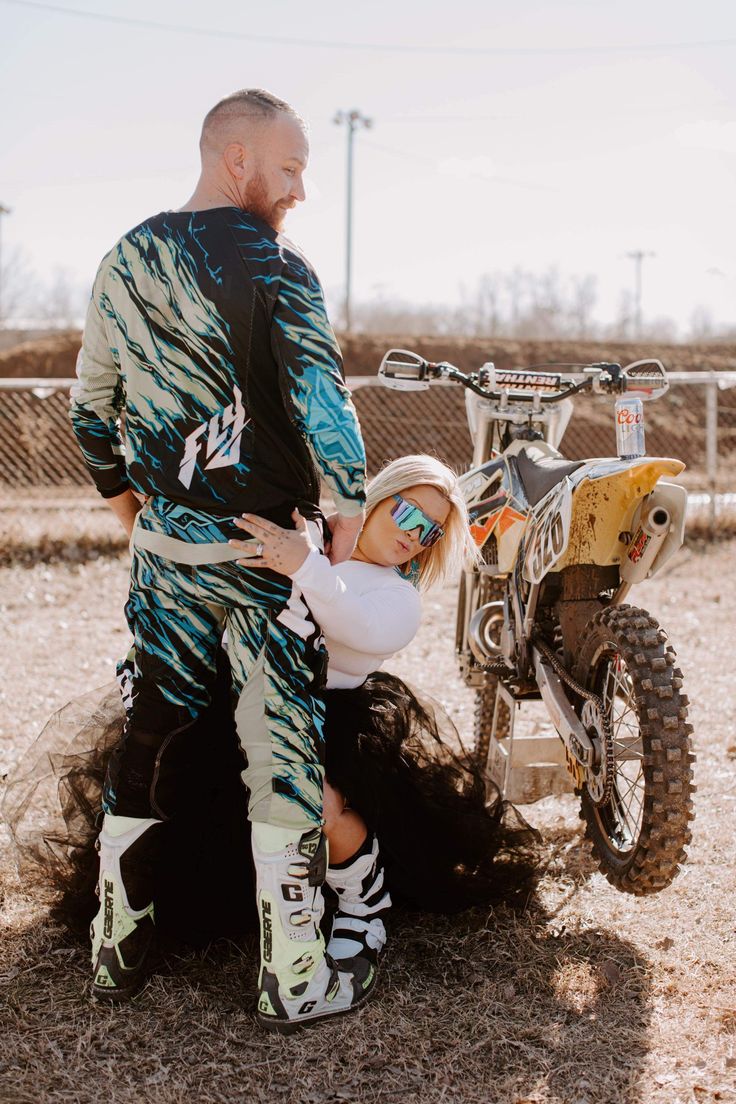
[2,665,540,946]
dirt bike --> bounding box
[379,349,694,895]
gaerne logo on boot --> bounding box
[103,878,114,939]
[261,899,273,963]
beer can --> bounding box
[615,396,645,459]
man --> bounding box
[70,88,370,1032]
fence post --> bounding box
[705,373,718,537]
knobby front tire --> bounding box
[573,604,695,895]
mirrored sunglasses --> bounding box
[390,494,445,548]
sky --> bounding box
[1,0,735,333]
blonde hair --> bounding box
[364,454,480,591]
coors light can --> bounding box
[615,396,645,459]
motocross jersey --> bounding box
[70,206,366,536]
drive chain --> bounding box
[475,658,515,676]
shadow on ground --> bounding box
[0,884,652,1104]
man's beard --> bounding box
[242,170,290,232]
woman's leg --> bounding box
[322,782,391,965]
[323,783,367,863]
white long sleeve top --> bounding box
[278,548,423,690]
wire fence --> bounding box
[1,374,735,519]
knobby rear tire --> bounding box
[573,604,695,895]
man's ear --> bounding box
[223,142,248,179]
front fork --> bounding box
[505,564,539,680]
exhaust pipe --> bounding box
[615,503,671,602]
[468,600,505,663]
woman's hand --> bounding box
[230,509,316,575]
[327,511,364,565]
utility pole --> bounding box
[333,109,372,332]
[0,204,11,327]
[626,250,655,339]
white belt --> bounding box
[131,523,258,566]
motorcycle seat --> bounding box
[515,449,584,507]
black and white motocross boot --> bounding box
[326,834,392,966]
[90,814,161,1001]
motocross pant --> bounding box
[103,536,327,834]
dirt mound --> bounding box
[2,330,736,380]
[0,330,81,379]
[340,334,736,376]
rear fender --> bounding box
[556,457,685,570]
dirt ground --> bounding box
[1,536,735,1104]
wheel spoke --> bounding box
[613,734,643,760]
[614,769,644,813]
[608,765,644,841]
[596,648,645,849]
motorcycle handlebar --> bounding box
[425,360,597,404]
[379,351,667,403]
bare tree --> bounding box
[339,268,687,343]
[607,289,635,342]
[689,305,716,342]
[0,245,38,322]
[36,267,87,328]
[569,274,599,340]
[641,315,679,343]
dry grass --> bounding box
[2,532,736,1104]
[0,491,127,568]
[0,890,658,1104]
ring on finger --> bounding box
[255,542,264,556]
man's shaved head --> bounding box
[183,89,309,231]
[200,88,305,160]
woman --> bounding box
[4,455,538,980]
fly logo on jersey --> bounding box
[178,387,250,489]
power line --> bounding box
[380,99,733,123]
[361,138,559,192]
[4,0,736,56]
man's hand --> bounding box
[107,489,142,538]
[327,511,364,565]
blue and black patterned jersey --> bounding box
[70,206,366,533]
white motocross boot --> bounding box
[253,824,377,1034]
[326,834,392,965]
[90,814,161,1001]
